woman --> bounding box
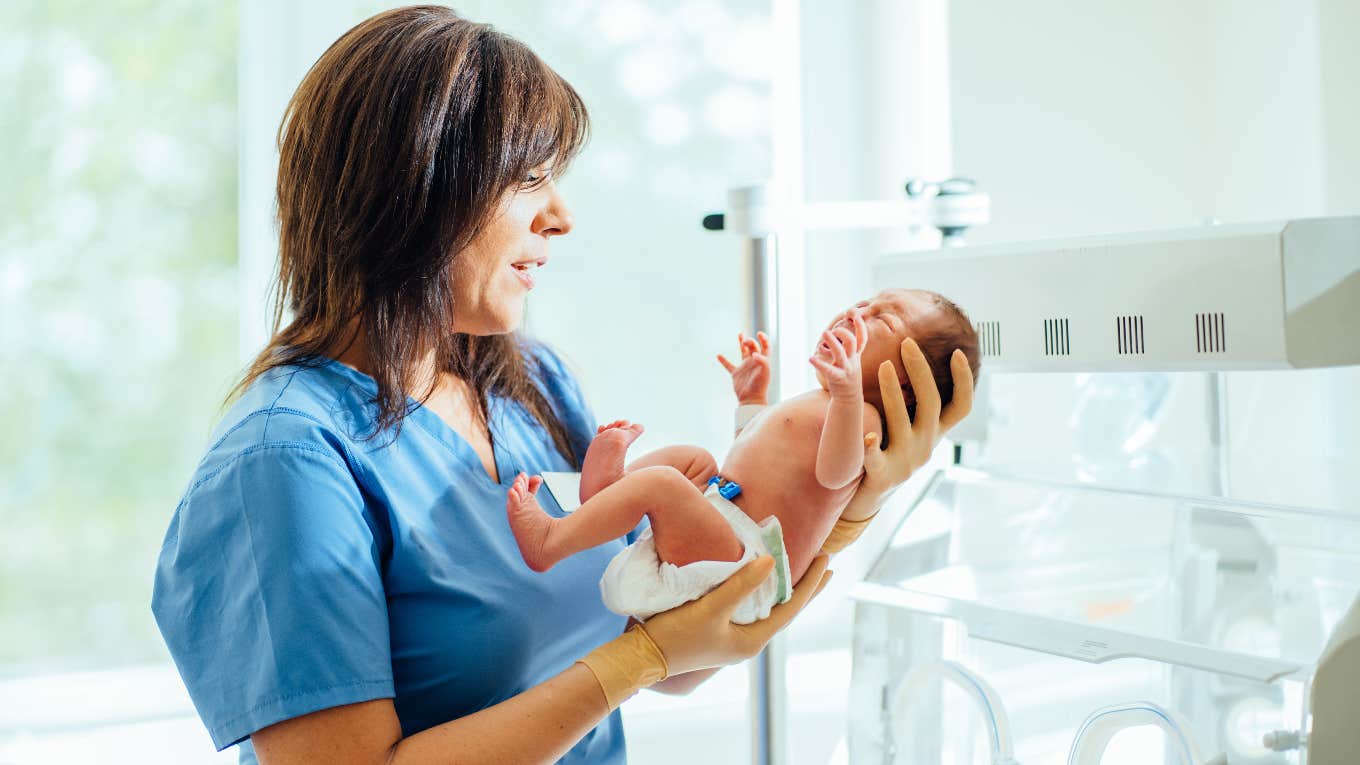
[151,7,973,764]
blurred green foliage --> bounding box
[0,1,239,674]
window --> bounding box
[1,2,238,758]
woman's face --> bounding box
[450,169,574,334]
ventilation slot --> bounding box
[976,321,1001,357]
[1195,312,1226,353]
[1116,315,1145,355]
[1043,318,1071,356]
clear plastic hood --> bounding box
[848,468,1360,764]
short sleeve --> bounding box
[152,443,394,750]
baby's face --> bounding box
[816,289,938,402]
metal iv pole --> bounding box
[706,185,786,765]
[703,175,988,765]
[701,3,973,763]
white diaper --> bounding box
[598,482,793,625]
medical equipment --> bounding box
[871,217,1360,372]
[709,167,1358,762]
[885,660,1020,765]
[842,216,1360,763]
[709,3,1357,759]
[1067,702,1223,765]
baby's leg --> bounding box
[579,421,718,502]
[579,420,646,503]
[507,466,744,572]
[625,445,719,491]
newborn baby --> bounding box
[506,288,980,623]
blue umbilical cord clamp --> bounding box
[707,475,743,500]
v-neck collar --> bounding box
[320,357,514,487]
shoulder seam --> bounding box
[186,441,352,498]
[209,405,323,453]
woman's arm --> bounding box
[254,554,832,764]
[253,665,609,765]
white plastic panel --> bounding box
[872,217,1360,371]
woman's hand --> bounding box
[843,338,974,521]
[717,332,771,405]
[642,554,831,677]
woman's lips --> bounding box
[510,263,535,290]
[509,256,546,290]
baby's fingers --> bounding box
[717,354,737,373]
[757,331,771,355]
[851,311,868,348]
[814,332,847,368]
[738,333,753,360]
[833,326,859,355]
[808,354,836,376]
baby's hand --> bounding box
[717,331,771,405]
[809,311,867,400]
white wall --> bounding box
[948,0,1345,245]
[944,0,1360,513]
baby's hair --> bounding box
[901,290,981,420]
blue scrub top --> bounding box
[152,345,638,764]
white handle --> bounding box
[888,660,1017,765]
[1067,701,1216,765]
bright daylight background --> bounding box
[2,1,1358,763]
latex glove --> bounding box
[830,338,975,532]
[578,554,831,708]
[645,553,832,677]
[717,331,772,405]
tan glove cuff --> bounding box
[577,623,669,710]
[820,513,877,554]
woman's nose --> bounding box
[536,185,574,237]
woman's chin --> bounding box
[453,313,523,336]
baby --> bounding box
[506,288,980,623]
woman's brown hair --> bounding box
[230,5,590,464]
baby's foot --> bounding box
[579,420,645,503]
[505,473,555,572]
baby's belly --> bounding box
[718,444,858,584]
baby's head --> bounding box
[816,288,981,418]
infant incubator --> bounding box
[845,218,1360,764]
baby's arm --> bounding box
[809,314,874,489]
[816,399,881,489]
[816,395,862,489]
[717,332,771,436]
